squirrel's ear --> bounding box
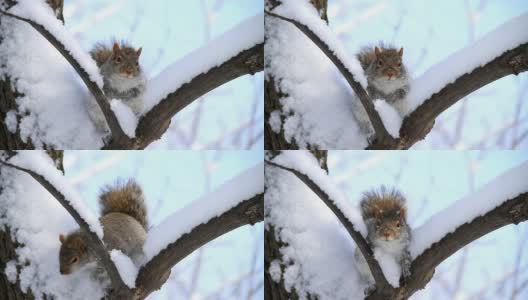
[374,46,382,56]
[137,47,142,56]
[399,206,406,217]
[398,47,404,57]
[113,42,120,53]
[59,234,65,244]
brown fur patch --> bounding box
[360,186,406,220]
[99,179,148,229]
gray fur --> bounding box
[352,43,410,139]
[353,187,412,289]
[86,42,146,133]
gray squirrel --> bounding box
[353,187,412,292]
[86,41,146,133]
[352,44,410,138]
[59,180,147,277]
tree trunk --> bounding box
[0,150,64,299]
[264,150,328,299]
[264,0,328,150]
[0,0,63,149]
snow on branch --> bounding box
[128,13,264,150]
[135,162,264,298]
[378,12,528,149]
[266,1,395,145]
[143,13,264,112]
[2,2,263,150]
[411,160,528,258]
[265,153,528,300]
[0,1,129,143]
[0,151,130,293]
[264,152,391,290]
[364,162,528,300]
[404,12,528,115]
[267,2,528,150]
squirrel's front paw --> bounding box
[395,88,407,99]
[400,266,411,285]
[402,266,411,278]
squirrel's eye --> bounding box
[70,257,79,264]
[398,63,402,67]
[396,222,401,228]
[378,60,383,66]
[115,56,122,63]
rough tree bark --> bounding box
[264,150,327,300]
[0,150,64,300]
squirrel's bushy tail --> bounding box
[99,179,148,230]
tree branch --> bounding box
[135,193,263,298]
[107,42,264,149]
[265,11,394,145]
[0,9,130,145]
[394,42,528,150]
[266,158,528,300]
[391,191,528,299]
[1,8,263,150]
[0,159,130,294]
[264,160,391,290]
[265,10,528,150]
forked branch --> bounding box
[264,160,391,290]
[266,157,528,300]
[0,9,128,145]
[135,193,264,298]
[1,8,263,150]
[0,159,129,294]
[265,10,528,150]
[265,11,394,145]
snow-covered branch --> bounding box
[266,151,528,300]
[0,152,130,294]
[398,43,528,149]
[135,163,264,298]
[388,162,528,299]
[264,155,392,291]
[368,12,528,149]
[266,3,528,150]
[107,13,264,149]
[265,9,395,145]
[130,45,263,149]
[2,2,263,150]
[0,2,129,144]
